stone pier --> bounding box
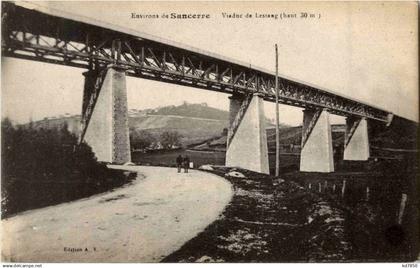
[82,66,131,164]
[226,93,269,174]
[344,117,370,161]
[300,109,334,172]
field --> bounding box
[133,148,418,262]
[132,149,300,173]
[132,149,225,168]
[162,165,418,262]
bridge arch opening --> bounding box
[126,76,231,154]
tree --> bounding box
[130,129,156,150]
[159,131,183,149]
[1,118,133,217]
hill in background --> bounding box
[199,125,345,152]
[128,102,230,146]
[140,102,229,121]
[25,115,82,136]
[23,102,289,147]
[15,104,417,159]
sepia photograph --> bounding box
[1,0,418,264]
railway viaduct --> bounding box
[2,2,394,174]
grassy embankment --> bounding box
[163,164,418,262]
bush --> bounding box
[1,119,135,218]
[130,129,157,150]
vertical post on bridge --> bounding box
[81,65,131,164]
[275,44,280,177]
[344,117,370,161]
[226,93,269,174]
[299,108,334,172]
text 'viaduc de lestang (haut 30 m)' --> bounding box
[130,12,322,20]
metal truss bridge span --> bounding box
[1,2,393,123]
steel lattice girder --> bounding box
[1,2,392,123]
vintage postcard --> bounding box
[1,0,418,264]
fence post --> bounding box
[341,179,347,198]
[397,193,408,225]
[366,186,370,201]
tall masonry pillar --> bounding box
[82,66,131,164]
[343,117,370,160]
[226,93,269,174]
[300,108,334,172]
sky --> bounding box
[1,1,418,126]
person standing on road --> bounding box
[183,155,190,173]
[176,154,183,173]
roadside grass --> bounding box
[163,166,351,262]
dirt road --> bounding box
[1,166,233,262]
